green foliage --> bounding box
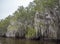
[0,0,58,38]
[39,22,45,27]
[34,0,58,12]
[0,16,11,32]
[25,27,36,38]
[34,0,45,12]
[44,0,58,7]
[7,25,18,31]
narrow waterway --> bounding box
[0,37,59,44]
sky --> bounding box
[0,0,33,19]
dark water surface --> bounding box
[0,37,59,44]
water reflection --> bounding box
[0,37,59,44]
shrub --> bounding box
[25,27,36,39]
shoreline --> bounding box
[0,36,59,42]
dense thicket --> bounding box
[0,0,59,39]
